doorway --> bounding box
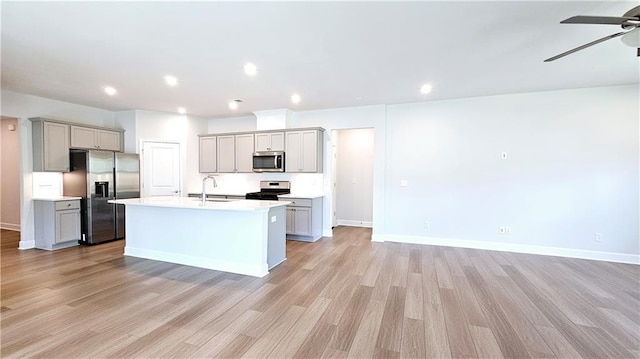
[141,141,181,197]
[333,128,374,228]
[1,117,21,231]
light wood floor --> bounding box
[1,227,639,358]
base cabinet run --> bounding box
[286,197,323,242]
[34,199,81,250]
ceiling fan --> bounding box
[544,5,640,62]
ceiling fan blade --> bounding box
[623,6,640,18]
[560,15,637,25]
[544,31,626,62]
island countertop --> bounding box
[112,196,289,277]
[109,197,291,211]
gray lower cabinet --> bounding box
[34,199,81,250]
[285,197,323,242]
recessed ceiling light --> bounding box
[165,75,178,87]
[420,84,433,95]
[177,107,186,114]
[291,93,301,104]
[228,99,242,110]
[244,62,257,76]
[104,86,117,96]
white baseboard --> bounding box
[374,234,640,265]
[337,220,373,228]
[19,240,35,250]
[1,223,20,231]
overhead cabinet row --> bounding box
[199,128,323,173]
[31,118,124,172]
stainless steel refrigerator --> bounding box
[63,150,140,244]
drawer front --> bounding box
[55,200,80,211]
[286,198,312,207]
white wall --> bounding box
[1,90,117,248]
[4,84,638,263]
[1,117,21,230]
[208,115,256,133]
[335,128,374,226]
[292,105,388,237]
[208,105,387,237]
[130,110,209,194]
[115,110,137,152]
[382,85,639,262]
[208,86,638,263]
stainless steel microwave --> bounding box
[252,151,285,172]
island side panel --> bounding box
[123,205,270,277]
[267,206,286,269]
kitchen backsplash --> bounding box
[193,173,325,195]
[32,172,63,197]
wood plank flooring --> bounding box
[1,227,639,358]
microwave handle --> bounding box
[274,155,278,168]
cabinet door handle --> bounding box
[67,203,71,207]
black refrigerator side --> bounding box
[115,152,140,239]
[87,150,116,244]
[63,151,89,244]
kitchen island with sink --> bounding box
[109,197,290,277]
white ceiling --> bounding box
[1,1,638,118]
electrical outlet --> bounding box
[505,227,511,235]
[499,226,506,234]
[595,232,603,242]
[424,221,430,229]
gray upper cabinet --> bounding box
[235,134,255,172]
[285,130,323,173]
[97,130,121,151]
[199,136,217,173]
[199,128,323,173]
[31,118,70,172]
[216,134,254,173]
[255,132,284,152]
[217,135,236,172]
[70,125,122,151]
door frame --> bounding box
[139,139,182,197]
[331,128,375,229]
[1,116,22,232]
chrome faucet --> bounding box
[201,175,218,205]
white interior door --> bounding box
[142,141,181,197]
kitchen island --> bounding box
[109,197,290,277]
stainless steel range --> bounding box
[245,181,290,200]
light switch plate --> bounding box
[400,180,408,187]
[271,216,276,223]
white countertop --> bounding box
[190,192,324,199]
[33,196,82,202]
[188,191,250,197]
[109,197,291,211]
[279,193,324,199]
